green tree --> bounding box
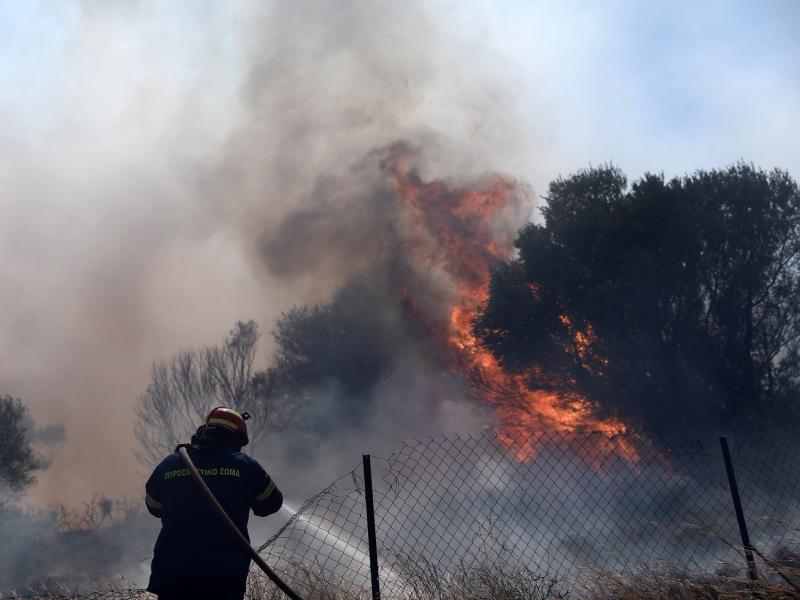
[475,164,800,431]
[0,396,41,496]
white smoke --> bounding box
[0,0,525,510]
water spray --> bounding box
[279,501,405,588]
[281,501,374,569]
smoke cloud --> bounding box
[1,0,798,591]
[0,0,526,511]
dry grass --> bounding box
[244,560,800,599]
[389,558,567,600]
[245,564,370,600]
[0,577,151,599]
[3,560,800,599]
[582,566,800,599]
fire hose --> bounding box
[178,447,306,600]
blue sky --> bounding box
[459,0,800,185]
[2,0,797,187]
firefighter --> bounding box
[144,406,283,600]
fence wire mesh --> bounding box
[257,430,800,598]
[729,434,800,572]
[373,432,726,597]
[256,469,372,598]
[4,430,799,599]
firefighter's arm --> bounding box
[251,463,283,517]
[145,466,165,518]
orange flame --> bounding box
[388,152,637,464]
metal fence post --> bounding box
[719,436,759,584]
[363,454,382,600]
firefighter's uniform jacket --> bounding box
[144,430,282,595]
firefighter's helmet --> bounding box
[204,406,250,446]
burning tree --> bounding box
[257,146,636,461]
[261,152,800,460]
[385,150,632,459]
[476,163,800,432]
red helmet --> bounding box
[205,406,249,446]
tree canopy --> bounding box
[0,395,41,496]
[475,164,800,431]
[267,279,405,434]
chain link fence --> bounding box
[257,471,373,597]
[259,430,800,598]
[4,430,799,599]
[729,435,800,572]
